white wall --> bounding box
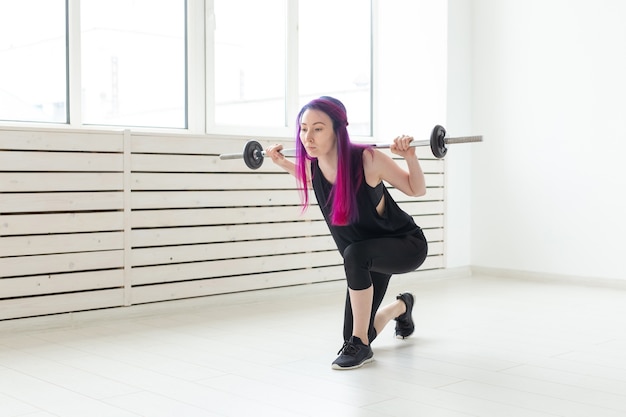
[458,0,626,280]
[374,0,448,140]
[445,0,474,267]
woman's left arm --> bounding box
[373,135,426,197]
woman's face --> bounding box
[299,109,337,158]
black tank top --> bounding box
[311,149,421,255]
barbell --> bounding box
[219,125,483,170]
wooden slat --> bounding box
[411,214,444,228]
[1,212,124,235]
[0,129,124,152]
[131,190,303,209]
[131,133,220,154]
[420,254,444,270]
[131,250,343,285]
[132,153,219,172]
[130,172,443,191]
[131,172,296,191]
[133,152,287,175]
[0,151,123,172]
[390,187,445,202]
[0,250,124,278]
[131,221,329,247]
[130,265,346,305]
[423,228,444,242]
[130,134,296,157]
[130,204,443,228]
[0,270,124,298]
[131,235,337,267]
[123,129,132,307]
[197,152,271,173]
[420,159,445,174]
[131,219,443,249]
[0,192,124,213]
[1,173,123,192]
[399,201,445,215]
[131,206,323,228]
[427,241,445,256]
[0,232,124,257]
[423,174,445,187]
[0,289,124,321]
[131,188,443,210]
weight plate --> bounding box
[430,125,447,158]
[243,140,264,170]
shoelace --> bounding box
[337,341,359,356]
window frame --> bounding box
[0,0,375,139]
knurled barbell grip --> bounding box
[371,135,483,149]
[219,152,247,160]
[442,135,483,145]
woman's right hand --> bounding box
[265,144,285,165]
[266,143,298,177]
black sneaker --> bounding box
[394,292,415,339]
[331,336,374,370]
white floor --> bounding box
[1,273,626,417]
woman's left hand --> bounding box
[390,135,416,159]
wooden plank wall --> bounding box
[0,127,445,320]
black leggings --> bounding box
[341,230,428,342]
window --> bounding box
[299,0,371,136]
[81,0,186,128]
[0,0,372,134]
[212,0,287,128]
[211,0,372,135]
[0,0,67,123]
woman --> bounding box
[266,96,428,370]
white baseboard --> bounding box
[399,266,472,283]
[471,265,626,290]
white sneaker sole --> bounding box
[331,356,374,370]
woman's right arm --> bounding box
[266,144,297,177]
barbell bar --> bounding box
[219,125,483,170]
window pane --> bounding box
[213,0,286,127]
[81,0,186,128]
[299,0,371,136]
[0,0,67,123]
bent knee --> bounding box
[343,244,371,269]
[343,243,372,290]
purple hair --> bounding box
[295,96,370,226]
